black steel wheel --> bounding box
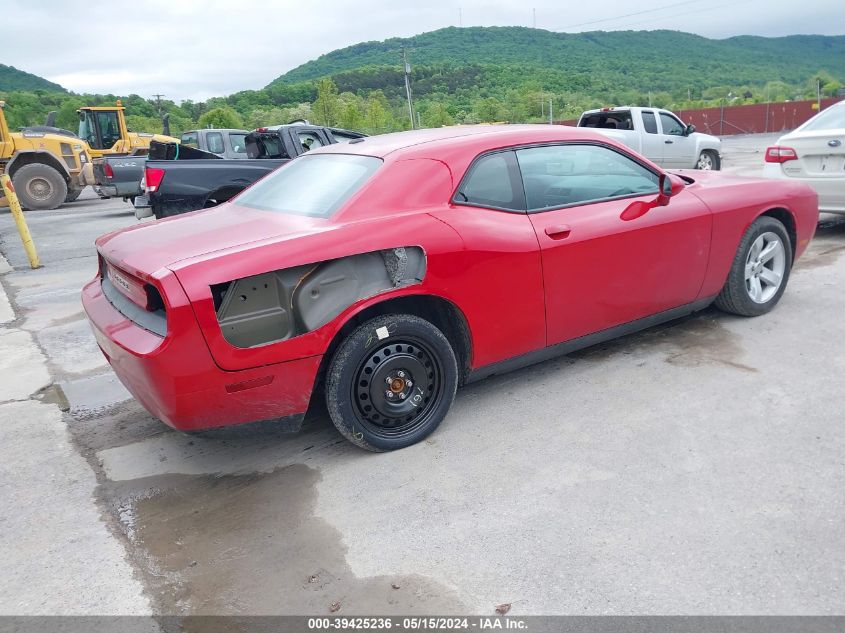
[326,314,458,451]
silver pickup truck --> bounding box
[577,106,722,170]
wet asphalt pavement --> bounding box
[0,135,843,616]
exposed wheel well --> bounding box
[761,207,797,260]
[314,294,473,396]
[8,152,70,184]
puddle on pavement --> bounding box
[571,311,757,373]
[797,215,845,270]
[100,464,465,616]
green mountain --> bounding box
[268,27,845,99]
[0,63,65,93]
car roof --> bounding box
[311,124,618,160]
[184,129,248,134]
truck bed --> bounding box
[147,158,287,218]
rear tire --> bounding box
[696,150,720,171]
[12,163,68,210]
[325,314,458,452]
[714,216,792,317]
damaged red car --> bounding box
[82,125,818,451]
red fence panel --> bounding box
[558,98,845,136]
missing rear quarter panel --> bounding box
[213,247,426,348]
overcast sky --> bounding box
[3,0,842,102]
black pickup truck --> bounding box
[94,128,250,201]
[137,123,365,219]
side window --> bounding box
[298,131,324,152]
[181,132,199,148]
[229,133,247,154]
[641,111,658,134]
[331,131,362,143]
[97,111,121,147]
[206,132,225,154]
[455,151,524,211]
[659,113,685,136]
[516,144,660,211]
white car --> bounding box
[763,100,845,214]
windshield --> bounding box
[802,104,845,131]
[234,154,382,217]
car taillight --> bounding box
[765,146,798,163]
[104,163,114,179]
[145,167,165,193]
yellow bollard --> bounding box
[0,173,41,269]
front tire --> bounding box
[714,216,792,317]
[12,163,68,210]
[696,150,721,171]
[325,314,458,452]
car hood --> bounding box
[97,203,328,276]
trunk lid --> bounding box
[778,128,845,178]
[96,203,328,277]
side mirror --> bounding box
[685,124,696,136]
[657,173,686,206]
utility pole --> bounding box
[152,94,165,116]
[817,79,822,111]
[533,8,536,28]
[549,97,553,124]
[458,7,462,27]
[402,48,415,129]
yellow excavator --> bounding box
[0,100,94,210]
[76,101,177,159]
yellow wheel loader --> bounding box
[77,101,177,159]
[0,101,94,210]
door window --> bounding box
[181,132,199,148]
[516,144,660,211]
[96,111,121,148]
[331,130,364,143]
[641,111,658,134]
[298,131,324,152]
[454,151,524,211]
[229,133,247,154]
[659,113,685,136]
[206,132,225,154]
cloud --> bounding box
[3,0,842,102]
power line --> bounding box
[561,0,698,29]
[611,0,753,30]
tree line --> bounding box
[1,69,841,139]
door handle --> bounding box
[544,224,571,239]
[665,139,674,144]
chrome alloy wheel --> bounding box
[745,231,786,304]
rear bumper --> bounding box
[82,276,322,431]
[762,164,845,214]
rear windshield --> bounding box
[802,104,845,131]
[578,111,634,130]
[234,154,382,218]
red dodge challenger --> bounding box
[83,125,819,451]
